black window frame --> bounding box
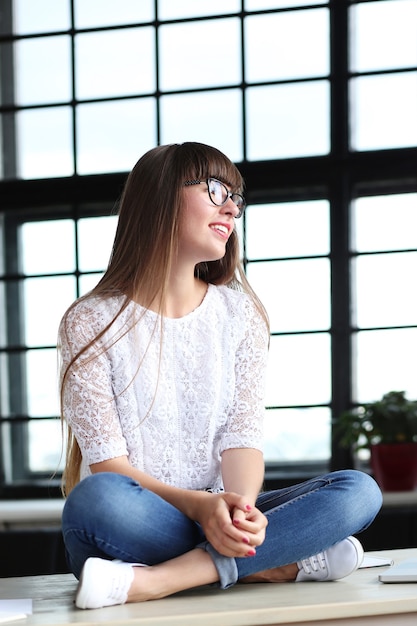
[1,0,417,496]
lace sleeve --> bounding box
[59,301,128,465]
[220,297,269,453]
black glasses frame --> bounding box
[183,178,245,218]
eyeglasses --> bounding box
[183,178,245,218]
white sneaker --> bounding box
[296,536,364,582]
[76,557,145,609]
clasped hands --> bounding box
[196,491,268,558]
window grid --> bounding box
[0,0,416,489]
[0,1,332,177]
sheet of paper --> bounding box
[0,599,32,622]
[0,611,27,623]
[360,554,394,569]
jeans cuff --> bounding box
[197,541,238,589]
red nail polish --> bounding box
[233,519,240,526]
[242,537,249,544]
[247,549,256,556]
[245,505,252,511]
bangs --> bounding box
[176,142,244,193]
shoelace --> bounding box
[299,552,327,575]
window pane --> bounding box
[78,216,117,272]
[159,19,241,91]
[13,0,70,34]
[75,28,155,100]
[74,0,154,28]
[159,0,240,19]
[26,348,59,416]
[79,273,104,295]
[160,90,243,162]
[266,334,331,406]
[24,276,76,347]
[245,1,323,8]
[246,81,330,159]
[264,407,330,462]
[245,9,329,82]
[355,328,417,402]
[21,220,75,274]
[0,354,8,414]
[354,252,417,329]
[351,73,417,151]
[28,419,64,472]
[246,201,329,259]
[17,107,73,179]
[76,99,156,175]
[353,194,417,253]
[247,259,330,333]
[15,36,71,105]
[350,0,417,72]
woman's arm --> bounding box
[221,447,268,552]
[221,447,264,506]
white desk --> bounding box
[1,549,417,626]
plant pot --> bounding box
[370,443,417,491]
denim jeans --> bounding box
[62,469,382,589]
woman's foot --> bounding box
[240,562,299,583]
[75,558,145,609]
[241,536,364,584]
[75,548,219,609]
[296,536,364,582]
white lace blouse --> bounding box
[59,284,269,491]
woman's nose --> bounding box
[221,197,240,218]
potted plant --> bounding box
[337,390,417,491]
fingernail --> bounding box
[242,537,249,544]
[233,519,240,526]
[247,549,256,556]
[245,505,252,511]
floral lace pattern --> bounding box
[59,284,269,491]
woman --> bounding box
[59,142,382,610]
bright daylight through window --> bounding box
[0,0,416,489]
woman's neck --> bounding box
[139,271,208,319]
[162,275,208,318]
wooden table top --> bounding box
[1,548,417,626]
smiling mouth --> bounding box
[210,224,229,237]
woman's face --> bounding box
[178,179,240,267]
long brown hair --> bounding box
[60,142,269,495]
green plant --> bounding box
[337,391,417,451]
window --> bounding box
[0,0,416,491]
[0,207,117,483]
[245,200,331,463]
[352,193,417,400]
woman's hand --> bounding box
[195,491,268,558]
[202,447,267,556]
[90,455,268,557]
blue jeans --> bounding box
[62,470,382,589]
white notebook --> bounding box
[379,559,417,583]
